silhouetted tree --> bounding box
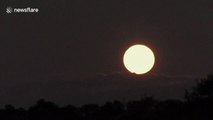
[80,104,100,120]
[121,97,158,120]
[154,100,184,120]
[100,101,125,120]
[184,75,213,120]
[185,75,213,100]
[0,105,27,120]
[28,99,60,120]
[60,105,81,120]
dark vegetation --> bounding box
[1,75,213,120]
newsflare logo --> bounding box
[6,6,39,13]
[6,7,13,13]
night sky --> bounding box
[0,0,213,107]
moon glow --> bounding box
[123,44,155,74]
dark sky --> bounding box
[0,0,213,107]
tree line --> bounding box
[1,75,213,120]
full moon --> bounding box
[123,44,155,74]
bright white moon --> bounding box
[123,44,155,74]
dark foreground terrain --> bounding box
[1,75,213,120]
